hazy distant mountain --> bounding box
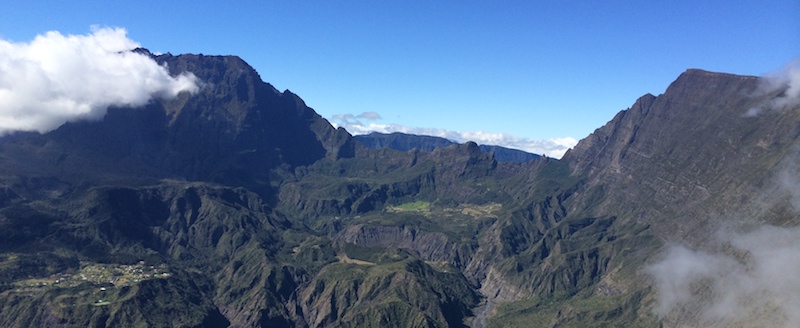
[354,132,542,162]
[0,49,797,328]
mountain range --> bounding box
[353,132,541,163]
[0,49,797,327]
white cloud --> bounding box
[356,111,382,120]
[647,226,800,327]
[329,112,577,158]
[0,27,199,134]
[764,59,800,105]
[746,58,800,116]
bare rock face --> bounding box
[565,69,762,177]
[561,69,793,239]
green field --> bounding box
[387,201,431,212]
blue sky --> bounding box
[1,1,798,157]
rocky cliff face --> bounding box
[562,69,795,240]
[547,68,800,327]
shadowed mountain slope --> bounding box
[0,50,356,198]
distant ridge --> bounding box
[354,132,541,162]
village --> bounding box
[7,260,171,295]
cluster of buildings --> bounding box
[9,261,171,294]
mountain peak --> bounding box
[131,47,154,57]
[563,69,762,176]
[0,52,354,195]
[666,69,759,98]
[681,68,758,79]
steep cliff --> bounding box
[563,69,794,240]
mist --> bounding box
[763,59,800,107]
[746,59,800,116]
[647,225,800,327]
[0,27,198,134]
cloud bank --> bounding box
[647,227,800,327]
[0,27,198,134]
[746,59,800,116]
[763,59,800,107]
[330,111,577,158]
